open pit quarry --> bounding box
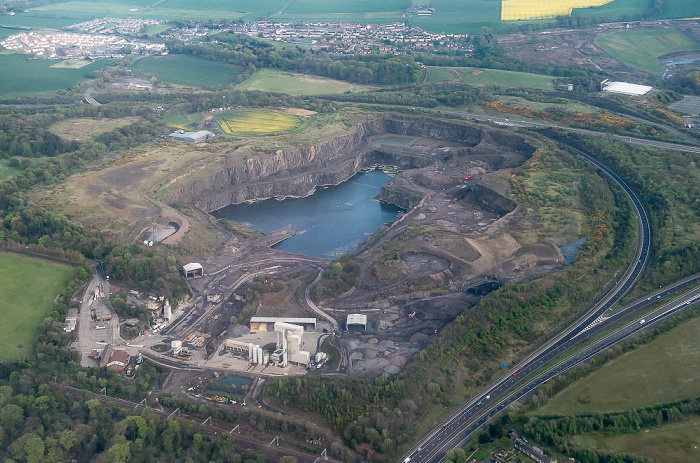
[155,115,570,378]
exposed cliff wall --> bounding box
[164,118,387,212]
[161,116,520,213]
[374,177,426,210]
[456,183,517,215]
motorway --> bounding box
[402,132,657,463]
[432,110,700,155]
[407,284,700,463]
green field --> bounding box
[0,54,111,96]
[0,160,22,180]
[425,67,460,83]
[573,0,651,18]
[131,55,244,89]
[658,0,700,19]
[409,0,501,34]
[12,0,700,35]
[0,157,48,181]
[144,24,171,36]
[425,66,555,90]
[596,28,700,73]
[0,26,23,39]
[216,109,304,136]
[573,416,700,463]
[30,0,286,21]
[162,111,207,131]
[0,14,78,29]
[537,315,700,416]
[236,69,373,95]
[0,252,73,361]
[278,0,502,34]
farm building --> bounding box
[601,79,652,96]
[168,130,214,143]
[182,263,203,278]
[249,317,317,332]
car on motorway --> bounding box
[639,319,645,325]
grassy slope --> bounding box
[49,117,142,141]
[536,314,700,416]
[425,66,554,89]
[0,55,111,96]
[0,252,73,361]
[130,55,244,89]
[236,69,373,95]
[573,416,700,463]
[596,29,700,73]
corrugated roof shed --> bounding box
[602,81,652,96]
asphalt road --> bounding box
[73,261,120,366]
[433,110,700,155]
[402,132,655,463]
[411,285,700,463]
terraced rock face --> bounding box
[160,115,534,213]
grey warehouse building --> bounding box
[168,130,214,143]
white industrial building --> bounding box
[225,339,269,365]
[225,321,312,367]
[182,263,203,278]
[249,317,317,331]
[346,313,367,331]
[274,321,311,366]
[168,130,214,143]
[601,79,652,96]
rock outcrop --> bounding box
[162,115,531,214]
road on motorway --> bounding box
[411,284,700,463]
[431,110,700,155]
[402,134,655,463]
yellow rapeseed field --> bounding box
[501,0,613,20]
[217,109,303,136]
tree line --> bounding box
[166,34,423,86]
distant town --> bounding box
[0,16,470,61]
[0,31,166,60]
